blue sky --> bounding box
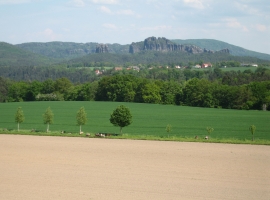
[0,0,269,54]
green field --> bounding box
[0,101,269,141]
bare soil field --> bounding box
[0,134,269,200]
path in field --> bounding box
[0,135,269,200]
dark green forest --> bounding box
[1,66,270,111]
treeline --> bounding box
[1,61,270,85]
[66,51,269,67]
[1,74,270,111]
[0,66,99,83]
[108,65,270,86]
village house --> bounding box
[114,67,123,71]
[130,66,140,71]
[95,69,102,75]
[202,63,212,68]
[241,63,258,67]
[193,64,202,69]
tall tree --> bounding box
[166,124,172,137]
[15,107,25,131]
[110,105,132,134]
[43,107,54,132]
[249,125,256,141]
[0,77,9,102]
[76,107,87,133]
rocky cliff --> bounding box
[129,36,229,54]
[96,44,109,53]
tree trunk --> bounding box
[80,125,82,133]
[18,123,19,131]
[120,127,122,134]
[47,123,49,132]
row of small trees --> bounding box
[14,106,256,140]
[15,106,56,132]
[14,105,133,134]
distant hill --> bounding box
[16,38,270,62]
[1,37,269,68]
[171,39,270,61]
[16,42,130,62]
[0,42,55,67]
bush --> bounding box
[36,93,64,101]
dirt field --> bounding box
[0,135,269,200]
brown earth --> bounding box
[0,134,269,200]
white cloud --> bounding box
[91,0,119,4]
[224,18,249,32]
[99,6,113,14]
[183,0,205,9]
[208,23,220,27]
[39,28,60,40]
[116,9,134,15]
[98,7,139,17]
[255,24,267,32]
[0,0,32,4]
[70,0,85,7]
[102,23,117,29]
[140,25,172,31]
[234,2,260,16]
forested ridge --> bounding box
[2,37,270,69]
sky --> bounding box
[0,0,270,54]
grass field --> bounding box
[0,101,269,141]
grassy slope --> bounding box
[0,42,56,67]
[0,101,269,141]
[171,39,270,61]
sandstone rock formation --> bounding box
[129,36,229,54]
[96,44,109,53]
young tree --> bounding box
[76,107,87,133]
[206,127,214,139]
[166,124,172,137]
[15,107,25,131]
[43,107,54,132]
[249,125,256,141]
[110,105,132,134]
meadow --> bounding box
[0,101,269,142]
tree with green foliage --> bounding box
[54,77,72,99]
[43,107,54,132]
[41,78,55,94]
[166,124,172,137]
[8,81,28,102]
[141,82,161,104]
[76,107,87,133]
[206,127,214,139]
[249,125,256,141]
[110,105,132,134]
[15,107,25,131]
